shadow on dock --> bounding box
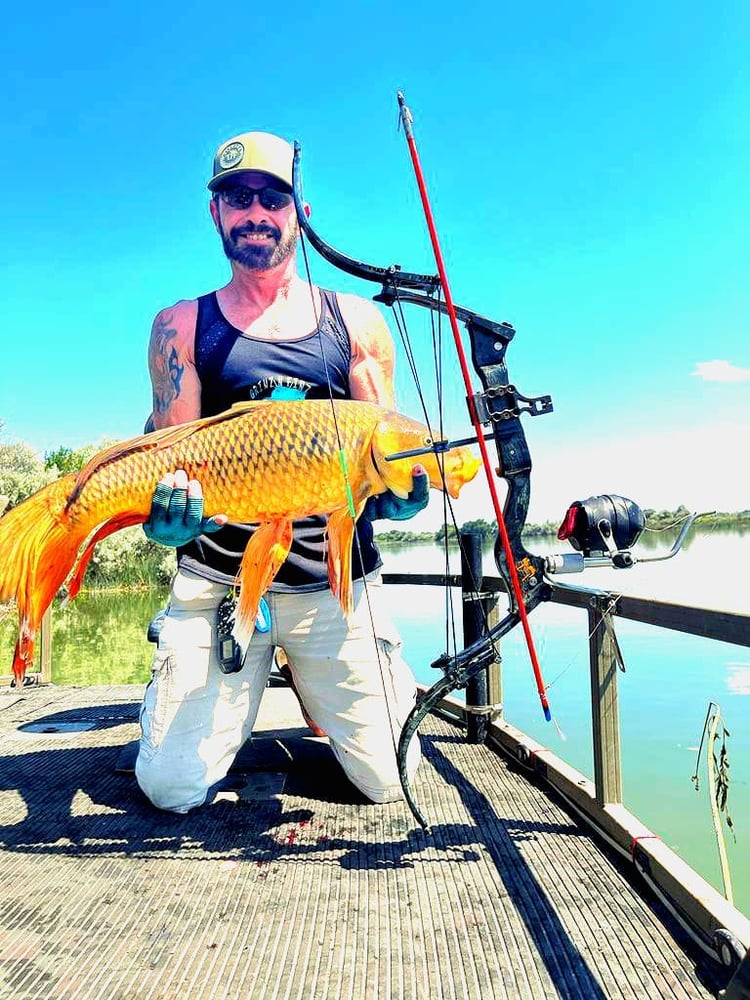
[0,686,724,999]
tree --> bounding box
[45,443,100,475]
[0,438,57,509]
[460,518,497,541]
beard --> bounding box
[219,217,299,270]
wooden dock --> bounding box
[0,682,739,999]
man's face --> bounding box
[210,171,298,271]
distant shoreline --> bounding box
[374,508,750,546]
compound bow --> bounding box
[291,100,556,830]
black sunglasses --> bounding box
[217,185,293,212]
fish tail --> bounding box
[0,477,93,683]
[233,521,293,652]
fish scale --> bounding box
[69,401,376,526]
[0,398,481,682]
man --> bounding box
[137,130,428,814]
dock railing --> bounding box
[381,557,750,995]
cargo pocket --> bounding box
[374,634,417,735]
[138,647,176,757]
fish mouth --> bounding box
[444,452,482,498]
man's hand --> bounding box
[365,465,430,522]
[143,470,227,547]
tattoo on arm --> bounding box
[150,313,185,414]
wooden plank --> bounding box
[0,683,725,999]
[588,597,623,806]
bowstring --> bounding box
[297,218,501,745]
[388,293,459,661]
[297,225,403,757]
[390,290,501,692]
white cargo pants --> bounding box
[136,568,421,813]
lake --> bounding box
[1,524,748,914]
[381,524,750,916]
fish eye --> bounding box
[424,436,433,448]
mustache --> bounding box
[229,222,281,241]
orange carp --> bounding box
[0,399,480,684]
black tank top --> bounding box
[177,290,381,590]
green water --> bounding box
[1,528,748,916]
[0,588,168,686]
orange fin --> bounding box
[233,521,293,651]
[65,512,146,600]
[326,503,365,619]
[0,476,89,684]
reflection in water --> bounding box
[0,588,168,686]
[726,664,750,696]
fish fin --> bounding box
[326,503,365,619]
[65,512,146,600]
[233,521,293,651]
[0,476,90,684]
[228,399,274,411]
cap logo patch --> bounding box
[218,141,245,169]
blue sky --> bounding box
[1,1,748,523]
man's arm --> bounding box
[147,301,202,429]
[143,300,227,544]
[336,293,396,408]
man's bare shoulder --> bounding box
[151,299,199,338]
[335,292,393,351]
[335,291,387,328]
[334,291,396,406]
[149,299,199,360]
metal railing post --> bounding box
[486,600,502,723]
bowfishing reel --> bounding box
[557,494,644,569]
[546,494,705,575]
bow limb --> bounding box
[398,622,513,832]
[293,142,439,294]
[293,143,509,333]
[398,577,552,831]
